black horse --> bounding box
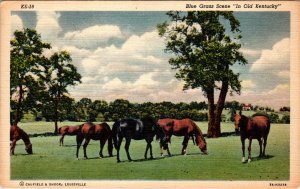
[112,117,167,162]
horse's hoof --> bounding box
[248,159,251,163]
[160,154,164,157]
[241,157,245,163]
[150,156,154,160]
[77,158,79,160]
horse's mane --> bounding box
[190,121,206,144]
[19,128,31,145]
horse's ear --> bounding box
[239,110,242,115]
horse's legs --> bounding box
[124,137,132,161]
[258,138,263,157]
[144,138,153,159]
[263,135,268,157]
[83,138,90,159]
[99,138,106,158]
[160,143,164,157]
[76,134,84,159]
[59,134,65,146]
[241,138,245,163]
[248,138,252,163]
[181,135,189,155]
[10,140,17,155]
[116,135,123,163]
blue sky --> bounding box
[11,11,290,109]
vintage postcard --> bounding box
[0,1,299,188]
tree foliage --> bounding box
[157,11,247,137]
[10,28,51,124]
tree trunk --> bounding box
[206,88,217,138]
[13,85,23,125]
[214,80,229,137]
[53,95,60,134]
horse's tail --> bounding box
[111,121,119,149]
[102,122,114,157]
[107,134,113,157]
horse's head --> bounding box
[233,110,248,134]
[25,143,33,154]
[195,134,208,155]
[233,110,243,134]
[154,123,168,150]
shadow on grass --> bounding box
[29,131,239,138]
[60,144,77,147]
[114,156,164,163]
[29,132,59,137]
[78,155,115,160]
[242,155,274,163]
[12,153,33,156]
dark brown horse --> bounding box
[112,117,168,163]
[76,122,113,159]
[58,125,80,146]
[234,111,271,163]
[10,125,33,155]
[157,118,208,156]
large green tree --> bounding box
[10,28,51,125]
[158,11,247,137]
[38,51,81,133]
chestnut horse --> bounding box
[10,125,32,155]
[76,122,113,159]
[157,118,208,156]
[234,111,271,163]
[58,125,80,146]
[112,117,168,163]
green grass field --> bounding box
[11,122,289,180]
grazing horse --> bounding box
[58,125,80,146]
[112,117,168,162]
[234,111,271,163]
[76,122,113,159]
[10,125,33,155]
[157,118,208,156]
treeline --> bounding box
[19,98,290,124]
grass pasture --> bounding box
[11,122,289,180]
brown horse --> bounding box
[234,111,271,163]
[157,118,207,156]
[58,125,80,146]
[76,122,113,159]
[10,125,33,155]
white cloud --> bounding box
[277,70,290,79]
[267,83,289,95]
[64,25,122,48]
[122,31,165,56]
[227,83,290,110]
[250,38,289,72]
[11,15,23,33]
[240,48,260,56]
[241,80,255,89]
[36,12,62,41]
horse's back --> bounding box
[251,116,270,137]
[10,125,21,141]
[173,119,196,135]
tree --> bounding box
[158,11,247,137]
[75,98,94,122]
[38,51,81,133]
[10,28,51,125]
